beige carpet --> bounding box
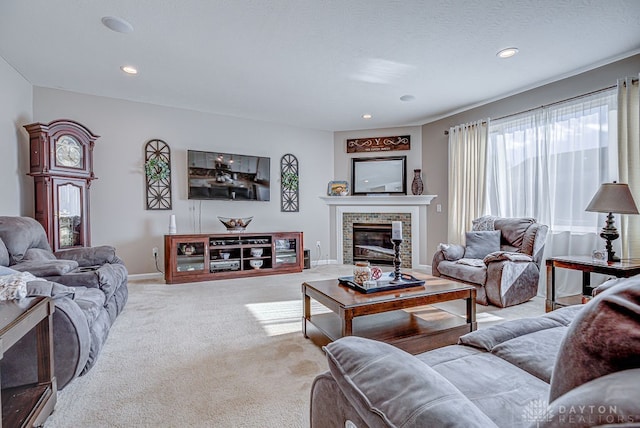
[44,265,544,427]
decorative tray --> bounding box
[338,272,425,294]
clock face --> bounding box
[55,135,83,168]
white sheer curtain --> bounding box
[486,89,618,296]
[618,75,640,259]
[447,120,489,244]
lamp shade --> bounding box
[585,182,639,214]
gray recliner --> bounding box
[432,216,548,307]
[0,216,128,389]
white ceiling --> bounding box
[1,0,639,132]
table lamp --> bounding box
[585,182,639,262]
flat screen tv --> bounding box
[351,155,407,195]
[187,150,270,201]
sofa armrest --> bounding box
[0,280,91,390]
[55,245,121,267]
[432,243,466,277]
[324,336,498,428]
[483,251,533,264]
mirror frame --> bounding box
[351,155,407,195]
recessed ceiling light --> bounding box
[497,47,519,58]
[121,66,138,75]
[101,16,134,33]
[362,114,372,119]
[400,95,416,102]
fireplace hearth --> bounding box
[352,223,394,265]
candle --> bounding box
[391,221,402,240]
[168,214,177,234]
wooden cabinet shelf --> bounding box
[164,232,304,284]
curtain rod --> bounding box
[443,79,637,136]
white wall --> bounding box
[331,126,423,259]
[32,88,334,274]
[0,56,32,215]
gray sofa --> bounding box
[310,275,640,427]
[432,216,548,307]
[0,216,128,389]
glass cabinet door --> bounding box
[56,182,83,249]
[274,237,298,267]
[175,240,206,273]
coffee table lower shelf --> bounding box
[307,308,472,355]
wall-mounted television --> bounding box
[351,156,407,195]
[187,150,270,201]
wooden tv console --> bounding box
[164,232,303,284]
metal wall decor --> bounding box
[280,153,299,212]
[346,135,410,153]
[145,139,172,210]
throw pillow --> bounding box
[438,243,465,261]
[464,230,501,259]
[548,275,640,402]
[0,271,36,301]
[472,215,497,231]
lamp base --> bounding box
[601,212,621,263]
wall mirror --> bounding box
[351,156,407,195]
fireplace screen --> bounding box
[352,223,394,265]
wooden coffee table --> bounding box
[302,273,476,354]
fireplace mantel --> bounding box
[321,194,437,269]
[320,195,436,206]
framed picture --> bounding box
[327,180,349,196]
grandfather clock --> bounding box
[24,119,99,252]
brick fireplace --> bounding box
[343,214,412,268]
[321,195,437,269]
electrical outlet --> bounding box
[152,247,158,258]
[316,241,321,247]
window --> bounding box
[486,89,617,233]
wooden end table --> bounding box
[1,296,57,428]
[546,256,640,312]
[302,274,476,355]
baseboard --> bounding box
[129,272,164,281]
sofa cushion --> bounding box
[11,260,79,277]
[549,275,640,402]
[325,336,498,428]
[417,344,550,428]
[0,216,51,264]
[24,248,57,261]
[26,279,77,299]
[458,305,580,351]
[493,217,535,248]
[437,260,487,285]
[464,230,501,259]
[0,238,9,267]
[491,326,569,383]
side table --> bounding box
[1,296,56,428]
[545,256,640,312]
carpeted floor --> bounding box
[44,264,544,427]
